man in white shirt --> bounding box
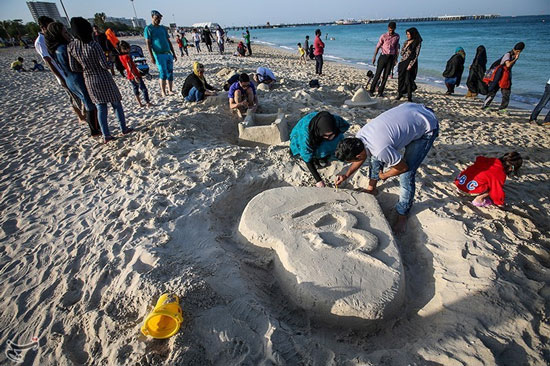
[335,103,439,233]
[216,27,225,54]
[35,16,84,122]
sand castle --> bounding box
[239,187,405,326]
[237,108,289,146]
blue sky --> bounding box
[2,0,549,26]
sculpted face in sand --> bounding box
[238,187,405,325]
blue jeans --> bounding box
[130,78,150,103]
[66,74,95,111]
[369,128,439,216]
[530,83,550,122]
[185,87,204,102]
[96,101,127,137]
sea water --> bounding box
[234,15,550,107]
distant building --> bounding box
[132,17,146,28]
[27,1,69,27]
[86,16,146,29]
[106,16,147,28]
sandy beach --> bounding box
[1,37,549,365]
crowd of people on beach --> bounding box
[21,10,547,233]
[287,20,540,232]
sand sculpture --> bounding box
[344,87,378,108]
[237,108,289,146]
[238,187,405,326]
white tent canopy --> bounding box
[192,22,221,29]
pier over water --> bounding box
[225,14,500,31]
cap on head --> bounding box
[151,10,162,17]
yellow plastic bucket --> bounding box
[141,293,183,339]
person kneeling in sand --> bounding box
[11,57,26,72]
[181,62,218,102]
[253,66,276,87]
[334,103,439,234]
[236,41,246,57]
[290,111,350,187]
[454,152,522,208]
[228,73,258,117]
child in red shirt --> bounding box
[118,41,153,107]
[454,152,522,207]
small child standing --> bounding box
[454,152,523,207]
[181,34,189,57]
[176,34,184,57]
[118,41,153,108]
[297,42,306,64]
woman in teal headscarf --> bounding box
[442,47,466,95]
[290,111,350,187]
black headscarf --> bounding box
[472,45,487,71]
[308,111,339,147]
[71,17,93,44]
[44,22,68,57]
[406,27,423,50]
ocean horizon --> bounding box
[232,15,550,107]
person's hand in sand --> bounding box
[228,73,258,115]
[335,174,348,186]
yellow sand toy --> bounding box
[141,293,183,339]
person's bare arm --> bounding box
[229,97,245,109]
[504,53,519,68]
[146,39,155,63]
[372,45,380,64]
[379,160,408,180]
[168,35,177,62]
[335,157,366,185]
